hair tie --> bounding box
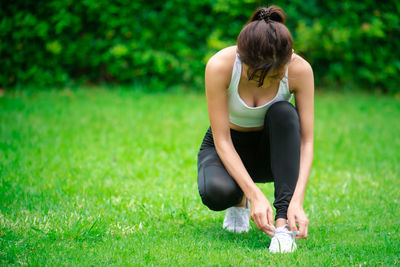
[258,10,269,21]
[258,10,272,22]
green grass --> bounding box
[1,87,399,266]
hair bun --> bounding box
[254,5,286,24]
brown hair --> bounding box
[237,5,293,87]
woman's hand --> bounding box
[248,189,275,236]
[287,201,309,239]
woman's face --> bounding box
[243,64,287,88]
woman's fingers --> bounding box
[251,211,274,236]
[267,207,274,228]
[249,197,276,236]
[250,212,261,231]
[264,208,275,236]
[296,219,309,239]
[257,212,268,232]
[287,214,298,233]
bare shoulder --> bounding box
[288,53,313,77]
[205,45,237,89]
[288,53,314,92]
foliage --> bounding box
[1,1,399,93]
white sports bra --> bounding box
[228,53,293,127]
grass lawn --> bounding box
[1,87,399,266]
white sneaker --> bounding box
[222,199,250,233]
[268,224,297,253]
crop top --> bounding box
[228,53,294,127]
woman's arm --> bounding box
[292,58,314,205]
[204,54,275,236]
[287,56,314,238]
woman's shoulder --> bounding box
[288,52,313,77]
[207,45,237,65]
[288,52,314,93]
[205,46,237,88]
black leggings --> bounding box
[197,101,301,220]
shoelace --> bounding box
[274,229,295,239]
[274,229,296,236]
[273,224,298,236]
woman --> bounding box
[197,5,314,253]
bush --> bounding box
[1,0,399,93]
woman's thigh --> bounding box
[231,130,274,183]
[197,127,273,185]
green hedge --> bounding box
[1,0,399,93]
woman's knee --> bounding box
[265,101,300,130]
[198,164,243,211]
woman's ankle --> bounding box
[234,195,247,208]
[275,218,288,228]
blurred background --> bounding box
[1,0,399,94]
